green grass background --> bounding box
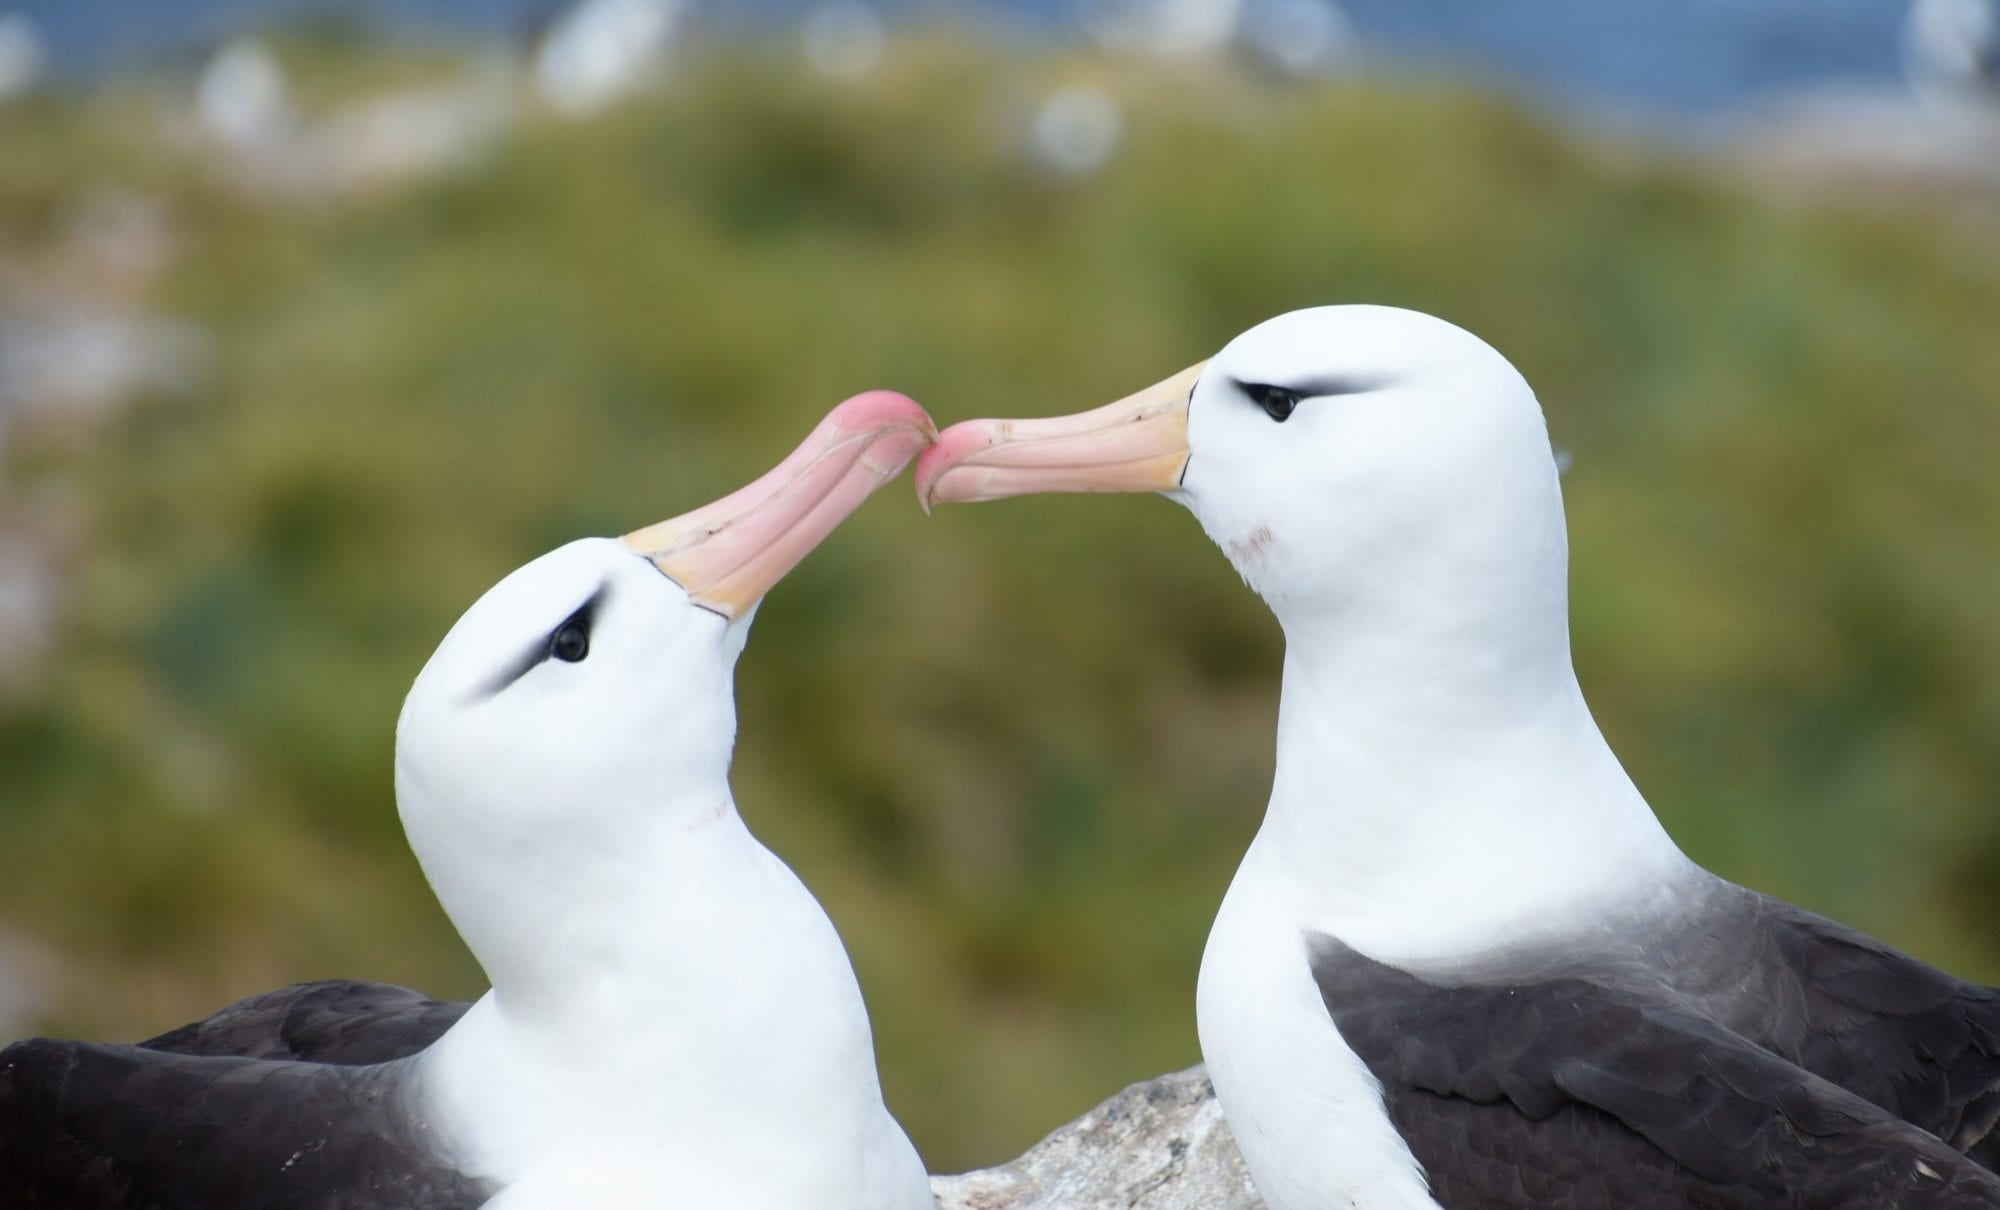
[2,41,1997,1171]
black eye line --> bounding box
[1231,375,1382,407]
[478,583,608,699]
[1247,382,1299,419]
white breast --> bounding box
[411,817,933,1210]
[1197,832,1443,1210]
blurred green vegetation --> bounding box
[2,40,1998,1172]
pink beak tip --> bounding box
[913,419,999,509]
[829,389,936,439]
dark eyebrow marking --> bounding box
[1300,374,1387,397]
[1230,374,1385,400]
[477,583,608,700]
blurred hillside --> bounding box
[2,38,1998,1172]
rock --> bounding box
[931,1066,1266,1210]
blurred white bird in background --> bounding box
[1904,0,2000,110]
[1074,0,1354,75]
[533,0,688,116]
[1026,83,1125,178]
[0,10,45,102]
[196,36,297,151]
[1239,0,1356,78]
[802,1,888,83]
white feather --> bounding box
[392,539,929,1209]
[1179,307,1692,1209]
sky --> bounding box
[7,0,1915,113]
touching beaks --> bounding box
[913,362,1206,511]
[624,391,937,619]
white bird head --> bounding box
[915,307,1685,965]
[916,305,1566,648]
[396,390,934,995]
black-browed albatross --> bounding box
[1,391,940,1210]
[915,305,2000,1208]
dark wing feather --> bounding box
[1759,895,2000,1166]
[1310,933,2000,1209]
[1660,884,2000,1169]
[0,1036,494,1210]
[140,979,470,1065]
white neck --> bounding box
[1197,542,1699,1210]
[1252,529,1691,967]
[416,804,924,1206]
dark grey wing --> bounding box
[1309,933,2000,1209]
[0,1036,494,1210]
[139,979,471,1065]
[1735,893,2000,1168]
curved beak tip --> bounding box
[829,389,936,440]
[626,388,938,618]
[913,421,996,511]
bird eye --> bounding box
[550,618,590,663]
[1244,383,1301,423]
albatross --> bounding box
[915,305,2000,1208]
[1,391,939,1210]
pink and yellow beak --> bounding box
[914,362,1207,510]
[624,390,936,618]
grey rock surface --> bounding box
[931,1065,1267,1210]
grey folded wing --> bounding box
[1309,932,2000,1209]
[140,979,471,1065]
[0,1035,494,1209]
